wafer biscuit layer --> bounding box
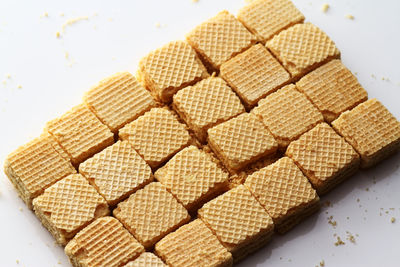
[84,72,157,132]
[124,253,166,267]
[332,99,400,168]
[220,44,290,108]
[33,174,109,245]
[155,219,233,267]
[65,217,144,267]
[79,141,153,206]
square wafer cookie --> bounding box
[286,123,360,195]
[119,107,192,169]
[332,99,400,168]
[113,182,190,249]
[84,72,157,132]
[296,60,368,122]
[198,185,274,262]
[172,77,245,143]
[220,43,290,108]
[245,157,320,233]
[79,141,153,206]
[186,10,257,70]
[44,103,114,166]
[266,23,340,79]
[138,40,208,103]
[4,134,76,209]
[65,217,144,267]
[32,174,109,245]
[124,253,166,267]
[252,84,323,149]
[154,145,229,212]
[155,219,232,267]
[237,0,305,42]
[207,112,278,172]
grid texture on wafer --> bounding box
[252,84,323,148]
[286,123,360,194]
[186,10,257,70]
[245,157,318,226]
[45,103,114,165]
[84,72,157,132]
[4,134,76,208]
[113,182,190,249]
[220,43,290,107]
[173,77,245,142]
[198,185,274,260]
[154,145,229,211]
[124,253,166,267]
[65,217,144,267]
[138,40,208,103]
[207,113,278,171]
[33,174,109,245]
[332,99,400,168]
[155,219,232,267]
[266,23,340,78]
[119,107,192,168]
[296,59,368,122]
[79,141,153,206]
[237,0,305,42]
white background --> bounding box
[0,0,399,266]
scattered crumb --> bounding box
[371,74,376,79]
[58,259,62,264]
[346,231,356,244]
[365,187,369,191]
[65,51,69,59]
[40,12,49,18]
[321,4,329,13]
[320,260,325,267]
[334,236,345,246]
[60,13,64,17]
[354,72,358,75]
[16,259,20,264]
[17,85,22,89]
[155,22,161,28]
[357,198,360,202]
[346,216,350,220]
[108,18,113,22]
[6,73,11,79]
[324,201,332,207]
[56,31,61,38]
[19,207,23,212]
[345,14,355,20]
[391,217,396,223]
[62,16,89,33]
[328,216,337,227]
[192,0,199,3]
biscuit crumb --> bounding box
[62,16,89,33]
[346,232,356,244]
[328,216,337,227]
[6,74,11,79]
[334,236,345,246]
[192,0,199,3]
[16,259,20,264]
[60,13,64,17]
[65,51,69,59]
[320,260,325,266]
[19,207,23,212]
[56,31,61,38]
[40,12,49,18]
[371,74,376,79]
[345,14,355,20]
[324,201,332,207]
[391,217,396,223]
[17,85,22,89]
[155,22,161,28]
[365,187,369,191]
[321,4,329,13]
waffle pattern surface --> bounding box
[266,23,340,78]
[208,113,278,171]
[173,77,244,142]
[65,217,144,267]
[33,174,109,245]
[286,123,360,194]
[332,99,400,168]
[84,72,157,132]
[139,40,208,103]
[124,253,166,267]
[186,10,257,70]
[252,84,323,148]
[296,60,368,122]
[155,145,229,211]
[45,103,114,165]
[113,182,190,249]
[79,141,153,206]
[119,107,191,168]
[220,44,290,107]
[237,0,305,42]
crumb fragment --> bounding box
[17,85,22,89]
[321,4,329,13]
[19,207,23,212]
[62,16,89,33]
[60,13,64,17]
[16,259,20,264]
[40,12,49,18]
[328,215,337,227]
[324,201,332,207]
[391,217,396,223]
[345,14,355,20]
[346,231,356,244]
[192,0,199,3]
[155,22,161,28]
[320,260,325,267]
[371,74,376,79]
[334,236,345,246]
[65,51,69,59]
[56,31,61,38]
[6,74,11,79]
[365,187,369,191]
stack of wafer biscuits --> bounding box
[4,0,400,266]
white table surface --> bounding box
[0,0,399,266]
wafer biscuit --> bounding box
[44,103,114,166]
[245,157,320,233]
[252,84,323,149]
[154,145,229,212]
[286,123,360,195]
[138,40,208,103]
[124,253,166,267]
[186,10,257,70]
[65,217,144,267]
[296,60,368,122]
[332,99,400,168]
[237,0,305,42]
[113,182,190,249]
[207,113,278,172]
[84,72,157,132]
[4,134,76,209]
[119,107,192,168]
[32,174,109,245]
[220,43,290,108]
[79,141,153,206]
[155,219,232,267]
[198,185,274,262]
[266,23,340,79]
[173,77,245,143]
